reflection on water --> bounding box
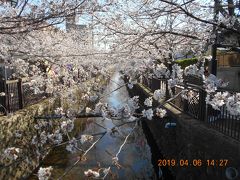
[28,72,156,179]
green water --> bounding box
[28,72,156,180]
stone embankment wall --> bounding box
[0,98,60,180]
[128,83,240,180]
[0,75,109,180]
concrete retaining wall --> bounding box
[129,83,240,180]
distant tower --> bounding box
[2,0,18,7]
[10,0,18,7]
[66,12,77,31]
[65,11,93,48]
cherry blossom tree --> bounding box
[0,0,240,179]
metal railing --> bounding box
[206,97,240,140]
[170,85,185,112]
[0,79,48,115]
[168,83,206,121]
[139,75,240,141]
[22,81,48,107]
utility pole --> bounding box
[91,8,94,49]
[211,0,220,76]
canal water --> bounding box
[28,72,158,179]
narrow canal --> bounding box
[28,72,158,179]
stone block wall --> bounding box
[0,98,61,180]
[0,74,110,180]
